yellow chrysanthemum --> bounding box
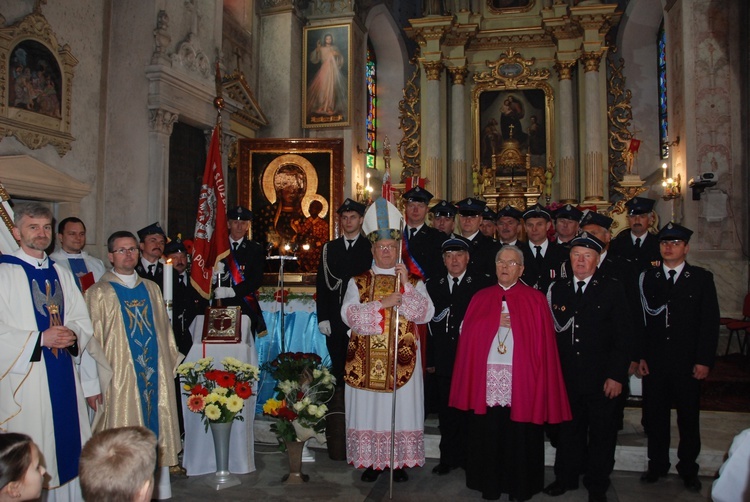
[226,395,244,413]
[204,404,221,421]
[205,393,220,404]
[263,398,282,415]
[214,387,229,396]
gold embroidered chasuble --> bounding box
[85,272,183,467]
[344,271,419,392]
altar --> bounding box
[181,315,258,476]
[255,288,331,414]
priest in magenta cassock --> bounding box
[85,231,183,481]
[450,244,571,501]
[341,198,435,483]
[0,203,107,502]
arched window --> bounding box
[366,39,377,169]
[657,20,669,159]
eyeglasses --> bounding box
[659,240,685,247]
[495,260,520,267]
[112,247,138,255]
[376,244,398,251]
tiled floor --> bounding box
[167,408,749,501]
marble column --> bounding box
[148,108,178,227]
[554,60,577,203]
[581,51,604,202]
[421,59,445,199]
[448,66,469,201]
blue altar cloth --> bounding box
[255,305,331,414]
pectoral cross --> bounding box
[46,281,62,357]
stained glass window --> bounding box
[658,20,669,159]
[366,39,377,169]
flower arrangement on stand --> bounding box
[262,352,336,448]
[178,356,260,431]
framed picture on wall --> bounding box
[302,24,351,129]
[238,138,344,283]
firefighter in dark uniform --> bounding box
[545,233,634,502]
[638,223,719,493]
[316,198,372,460]
[426,237,487,475]
[213,205,266,336]
[496,204,524,246]
[430,200,458,237]
[135,222,166,288]
[609,197,662,272]
[519,204,568,292]
[402,186,446,280]
[455,197,500,278]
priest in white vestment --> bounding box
[0,203,106,502]
[341,198,435,483]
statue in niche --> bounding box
[152,10,171,64]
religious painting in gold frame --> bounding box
[472,48,554,209]
[0,10,76,156]
[302,24,351,129]
[237,138,343,284]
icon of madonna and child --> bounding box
[252,155,331,273]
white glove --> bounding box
[213,262,225,277]
[214,287,236,299]
[318,320,332,336]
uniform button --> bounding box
[575,324,579,329]
[575,339,579,343]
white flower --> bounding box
[293,401,305,412]
[315,406,326,418]
[307,404,318,416]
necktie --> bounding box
[576,280,586,299]
[347,239,354,250]
[232,242,239,252]
[534,245,543,263]
[667,269,676,287]
[178,274,185,286]
[148,264,155,276]
[635,237,641,249]
[451,277,459,294]
[409,227,416,240]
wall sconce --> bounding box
[661,162,681,200]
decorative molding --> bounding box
[468,33,556,51]
[473,47,551,90]
[447,66,469,85]
[410,22,451,47]
[421,60,444,81]
[0,10,77,156]
[606,47,635,199]
[259,0,297,14]
[222,71,268,131]
[398,59,421,181]
[553,60,577,80]
[149,108,179,135]
[306,0,356,16]
[581,50,603,72]
[170,33,211,78]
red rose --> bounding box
[235,382,252,399]
[277,407,298,421]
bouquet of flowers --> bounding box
[262,352,336,446]
[178,356,260,431]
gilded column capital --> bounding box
[422,60,445,81]
[553,60,577,80]
[149,108,179,135]
[581,51,603,73]
[447,66,469,85]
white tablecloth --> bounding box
[181,315,258,476]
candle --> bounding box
[163,259,173,321]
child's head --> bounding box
[79,427,157,502]
[0,433,45,501]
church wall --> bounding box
[0,0,107,257]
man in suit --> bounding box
[520,204,567,292]
[164,237,203,355]
[316,199,372,460]
[495,205,524,246]
[609,197,661,272]
[638,223,720,493]
[545,233,634,502]
[213,205,266,336]
[50,216,106,290]
[553,204,583,246]
[402,186,445,279]
[135,222,166,288]
[426,237,489,476]
[430,200,457,237]
[456,197,500,277]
